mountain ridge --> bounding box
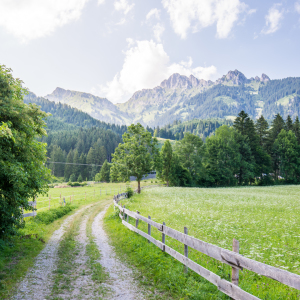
[40,69,299,127]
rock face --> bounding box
[159,73,212,89]
[260,73,270,83]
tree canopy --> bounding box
[0,65,50,240]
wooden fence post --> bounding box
[123,205,125,220]
[148,216,151,243]
[232,238,239,286]
[136,211,140,228]
[184,226,188,273]
[162,221,166,251]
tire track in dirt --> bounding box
[92,207,147,300]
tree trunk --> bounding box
[138,180,141,194]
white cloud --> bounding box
[0,0,89,43]
[153,23,165,42]
[97,0,105,4]
[162,0,249,39]
[96,40,217,103]
[295,1,300,14]
[114,0,134,15]
[146,8,160,20]
[261,3,284,34]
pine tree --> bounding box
[73,149,80,179]
[255,115,269,148]
[64,150,74,181]
[158,140,173,186]
[285,115,293,131]
[293,116,300,144]
[233,110,249,135]
[99,159,111,182]
[87,147,97,180]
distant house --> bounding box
[130,171,156,181]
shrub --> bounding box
[125,186,134,198]
[77,174,83,182]
[69,174,76,182]
[34,204,76,225]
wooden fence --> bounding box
[113,193,300,300]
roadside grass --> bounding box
[104,206,226,300]
[34,179,158,212]
[0,207,77,299]
[0,180,157,298]
[86,201,109,290]
[50,205,84,298]
[107,186,300,299]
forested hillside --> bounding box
[43,127,120,181]
[24,93,125,181]
[24,92,127,135]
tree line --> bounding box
[44,127,121,181]
[110,111,300,189]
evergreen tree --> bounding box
[255,115,269,148]
[158,140,173,186]
[275,129,300,182]
[64,150,74,181]
[233,110,249,135]
[73,149,80,179]
[99,159,111,182]
[86,147,97,180]
[174,133,205,185]
[293,116,300,144]
[285,115,293,131]
[77,174,83,182]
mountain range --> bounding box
[36,69,300,127]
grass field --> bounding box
[109,185,300,299]
[31,179,158,212]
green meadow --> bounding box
[106,185,300,299]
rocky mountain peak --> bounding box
[260,73,270,82]
[225,69,247,85]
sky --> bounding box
[0,0,300,103]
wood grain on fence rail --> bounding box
[113,196,300,298]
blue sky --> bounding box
[0,0,299,103]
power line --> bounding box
[46,161,103,167]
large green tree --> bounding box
[97,159,111,182]
[158,140,173,186]
[111,123,159,193]
[0,65,50,240]
[173,132,205,185]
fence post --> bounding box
[162,221,166,251]
[136,211,140,228]
[232,238,239,286]
[123,205,125,220]
[184,226,188,273]
[148,216,151,243]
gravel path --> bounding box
[92,207,146,300]
[13,206,89,300]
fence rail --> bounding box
[113,194,300,300]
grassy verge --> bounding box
[86,202,109,286]
[50,206,84,298]
[0,207,77,299]
[104,205,226,300]
[110,186,300,299]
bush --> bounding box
[69,174,76,182]
[125,186,134,198]
[34,204,76,225]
